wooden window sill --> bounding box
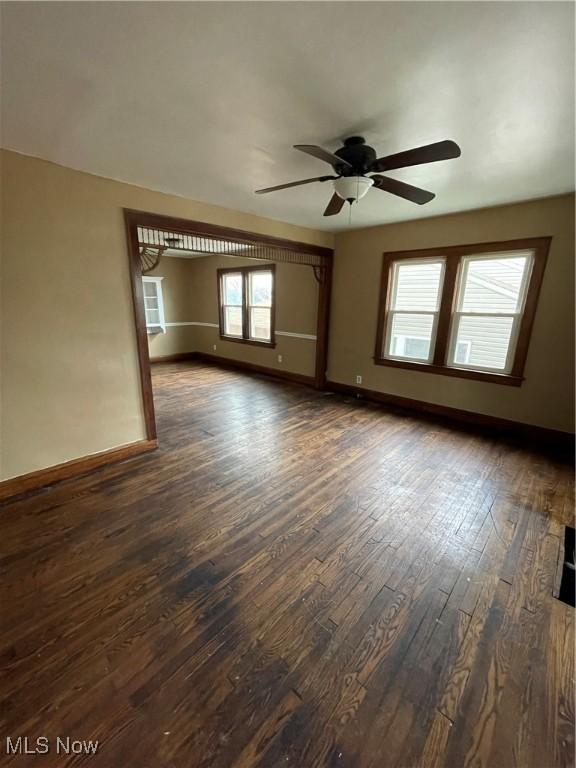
[373,356,523,386]
[220,335,276,349]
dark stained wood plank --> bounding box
[0,361,572,768]
[548,600,575,768]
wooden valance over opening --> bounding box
[134,212,331,274]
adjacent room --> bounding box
[1,2,574,767]
[138,225,321,382]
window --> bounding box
[375,238,551,385]
[248,269,273,341]
[221,272,243,338]
[142,276,166,333]
[218,266,275,345]
[448,252,533,373]
[385,259,445,363]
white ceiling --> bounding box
[163,250,207,259]
[1,2,574,232]
[162,252,262,264]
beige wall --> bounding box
[330,194,575,433]
[146,257,197,359]
[147,254,318,377]
[2,149,573,482]
[0,150,332,480]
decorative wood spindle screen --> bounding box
[137,226,325,273]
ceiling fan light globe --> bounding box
[334,176,374,202]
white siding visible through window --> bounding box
[448,252,533,373]
[376,238,549,383]
[384,259,445,363]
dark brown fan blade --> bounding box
[255,175,336,194]
[370,140,461,173]
[323,193,345,217]
[294,145,353,169]
[371,175,435,205]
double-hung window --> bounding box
[375,238,550,385]
[218,265,275,346]
[220,271,244,338]
[447,252,533,374]
[385,259,445,364]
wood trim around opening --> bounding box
[315,260,333,389]
[123,208,334,260]
[374,236,552,386]
[124,209,335,441]
[125,210,157,441]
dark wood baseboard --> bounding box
[152,351,315,388]
[151,359,573,452]
[326,380,574,455]
[150,352,197,364]
[195,352,315,388]
[0,439,158,503]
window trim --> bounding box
[374,237,551,386]
[217,264,276,347]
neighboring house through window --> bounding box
[375,238,551,385]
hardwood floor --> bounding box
[1,361,574,767]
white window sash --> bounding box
[247,272,273,341]
[447,250,534,374]
[248,306,272,342]
[382,257,446,364]
[383,310,441,364]
[222,304,243,338]
[221,272,244,338]
[447,311,522,374]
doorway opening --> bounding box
[124,209,334,443]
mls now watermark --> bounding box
[6,736,99,756]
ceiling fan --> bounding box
[255,136,461,216]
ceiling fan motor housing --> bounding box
[334,136,377,176]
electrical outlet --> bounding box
[213,344,217,351]
[356,375,362,385]
[277,354,283,363]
